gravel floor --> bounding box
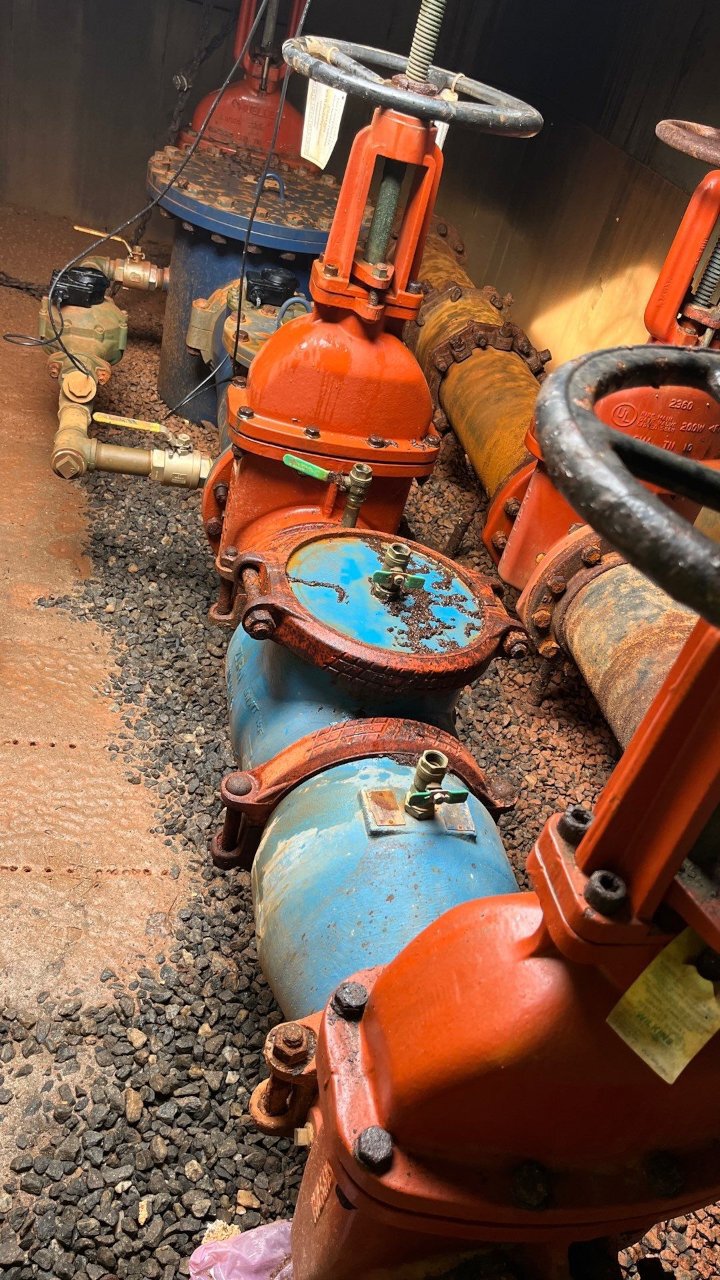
[0,283,718,1278]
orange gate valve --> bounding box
[203,14,542,619]
[280,346,720,1280]
[484,118,720,590]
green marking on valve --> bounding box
[407,789,469,807]
[282,453,331,482]
[371,571,425,589]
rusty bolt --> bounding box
[368,435,388,448]
[547,576,566,597]
[504,497,521,520]
[538,638,560,660]
[48,361,61,378]
[332,981,368,1021]
[238,406,254,420]
[584,868,628,918]
[512,1160,552,1210]
[244,608,276,640]
[375,265,389,280]
[491,532,507,554]
[226,773,252,798]
[213,482,229,508]
[502,630,529,660]
[407,281,423,294]
[435,357,449,373]
[581,544,602,566]
[324,262,339,277]
[205,517,223,540]
[558,804,593,847]
[531,608,552,632]
[437,222,448,237]
[305,426,321,439]
[354,1127,394,1174]
[274,1022,310,1066]
[449,286,463,302]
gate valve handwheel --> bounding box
[283,37,543,136]
[535,344,720,626]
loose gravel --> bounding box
[0,286,718,1278]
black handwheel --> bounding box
[535,345,720,627]
[283,37,543,137]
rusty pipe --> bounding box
[554,562,697,748]
[413,235,542,498]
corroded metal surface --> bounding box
[235,525,519,693]
[558,563,697,747]
[656,118,720,166]
[147,143,340,250]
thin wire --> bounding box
[231,0,313,371]
[165,355,231,419]
[3,0,273,372]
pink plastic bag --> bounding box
[189,1222,294,1280]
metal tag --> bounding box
[439,801,476,838]
[360,789,407,834]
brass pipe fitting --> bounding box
[89,255,169,292]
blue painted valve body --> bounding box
[225,532,518,1017]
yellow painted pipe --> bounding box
[416,236,539,498]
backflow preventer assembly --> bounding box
[27,2,720,1276]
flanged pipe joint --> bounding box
[212,523,525,1019]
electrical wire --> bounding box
[230,0,313,372]
[3,0,274,373]
[164,355,232,420]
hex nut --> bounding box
[331,982,368,1021]
[583,869,628,918]
[354,1127,394,1174]
[558,804,593,846]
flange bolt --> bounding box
[557,804,593,847]
[354,1126,394,1174]
[225,773,253,798]
[583,868,628,918]
[244,608,276,640]
[332,981,368,1021]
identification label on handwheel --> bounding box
[301,80,347,169]
[607,928,720,1084]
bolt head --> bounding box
[332,982,368,1021]
[491,532,507,553]
[354,1126,393,1174]
[54,452,83,480]
[238,406,254,420]
[538,638,560,660]
[531,608,552,631]
[213,482,229,508]
[274,1023,310,1065]
[558,804,593,847]
[583,868,628,918]
[225,773,252,798]
[581,544,602,566]
[504,497,521,519]
[548,576,566,596]
[205,517,223,540]
[244,608,275,640]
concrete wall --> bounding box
[1,0,718,360]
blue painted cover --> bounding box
[286,536,485,653]
[252,756,518,1018]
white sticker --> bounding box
[301,79,347,170]
[434,88,458,151]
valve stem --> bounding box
[406,0,447,84]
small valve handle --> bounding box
[371,570,425,591]
[406,788,469,807]
[282,453,331,482]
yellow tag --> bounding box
[607,928,720,1084]
[301,80,347,169]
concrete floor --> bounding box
[0,208,185,1010]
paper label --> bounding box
[434,88,458,150]
[301,80,347,169]
[607,928,720,1084]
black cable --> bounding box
[164,356,232,419]
[3,0,273,373]
[231,0,313,372]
